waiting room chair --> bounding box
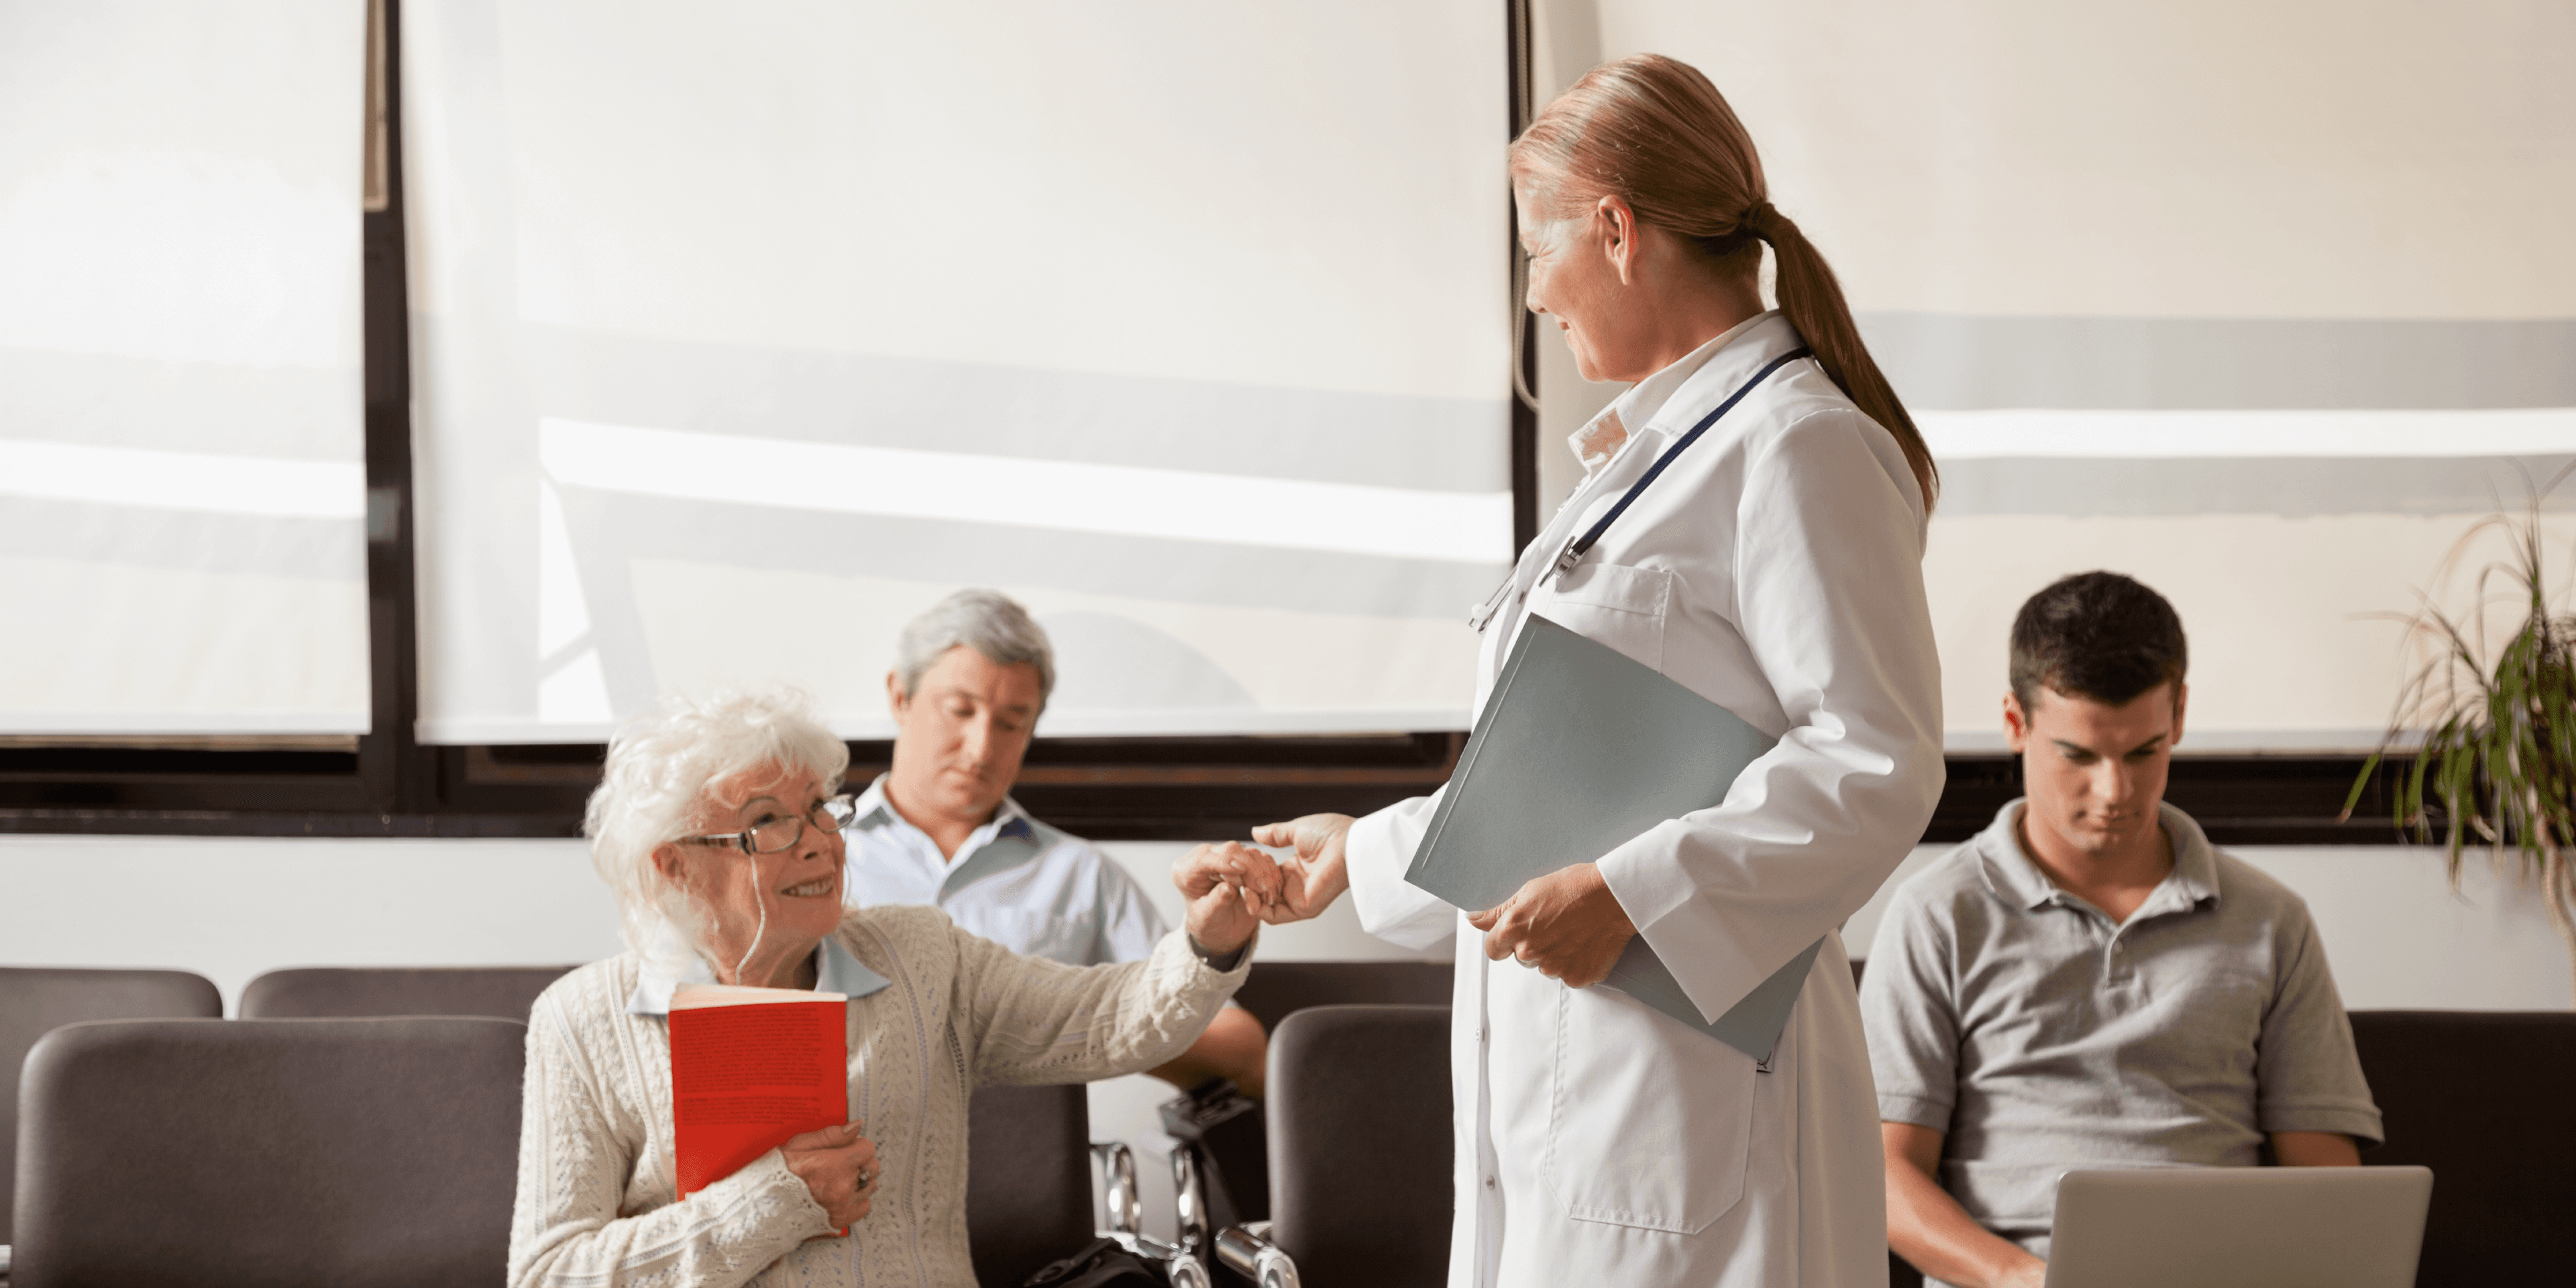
[0,967,221,1258]
[1885,1010,2576,1288]
[969,1083,1203,1287]
[1174,957,1450,1245]
[238,965,578,1022]
[1216,1004,1453,1288]
[1890,1248,1924,1287]
[967,1083,1097,1288]
[1849,961,1924,1287]
[11,1015,523,1288]
[2350,1009,2576,1288]
[1228,960,1452,1034]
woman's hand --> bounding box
[781,1120,877,1230]
[1247,813,1356,924]
[1466,863,1635,988]
[1175,842,1271,956]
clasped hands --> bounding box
[783,1120,878,1233]
[1179,812,1640,989]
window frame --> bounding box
[0,0,2423,848]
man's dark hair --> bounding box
[2008,571,2188,711]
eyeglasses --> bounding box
[679,794,860,855]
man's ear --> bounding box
[2169,682,2189,749]
[2002,690,2031,753]
[885,670,908,719]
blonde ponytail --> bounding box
[1511,55,1939,511]
[1741,203,1937,509]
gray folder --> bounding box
[1404,613,1826,1063]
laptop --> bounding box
[2045,1166,2433,1288]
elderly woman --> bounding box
[511,689,1265,1287]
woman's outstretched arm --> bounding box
[955,847,1260,1086]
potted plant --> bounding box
[2345,478,2576,999]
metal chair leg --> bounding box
[1091,1140,1141,1236]
[1214,1223,1300,1288]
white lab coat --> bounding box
[1344,311,1944,1287]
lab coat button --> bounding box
[1483,1175,1497,1189]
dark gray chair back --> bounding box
[12,1016,523,1288]
[1176,959,1452,1232]
[1229,959,1452,1034]
[966,1081,1093,1288]
[1890,1248,1924,1286]
[1853,960,1924,1287]
[0,967,221,1245]
[1265,1004,1452,1287]
[239,965,578,1021]
[2350,1009,2576,1288]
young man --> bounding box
[1861,572,2381,1288]
[841,588,1269,1094]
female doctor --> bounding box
[1227,54,1945,1287]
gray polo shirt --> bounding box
[1861,799,2382,1250]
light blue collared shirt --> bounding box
[841,774,1168,967]
[625,922,892,1016]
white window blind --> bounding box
[1585,0,2576,749]
[0,0,370,736]
[402,0,1513,743]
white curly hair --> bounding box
[583,688,850,971]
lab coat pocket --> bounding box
[1531,561,1672,674]
[1544,983,1758,1234]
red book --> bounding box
[668,984,848,1200]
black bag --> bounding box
[1021,1236,1167,1288]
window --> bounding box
[400,0,1517,744]
[0,0,371,739]
[13,0,2528,844]
[1599,0,2576,753]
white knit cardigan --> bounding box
[508,904,1250,1288]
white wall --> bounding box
[1845,842,2574,1012]
[0,835,1446,1009]
[7,832,2545,1016]
[0,834,625,1005]
[4,830,2565,1238]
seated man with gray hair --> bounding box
[843,588,1269,1095]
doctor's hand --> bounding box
[1247,813,1356,924]
[1468,863,1635,989]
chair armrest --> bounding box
[1086,1140,1212,1288]
[1169,1144,1210,1258]
[1214,1223,1299,1288]
[1088,1232,1212,1288]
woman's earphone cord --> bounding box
[734,849,769,984]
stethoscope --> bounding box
[1468,346,1813,635]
